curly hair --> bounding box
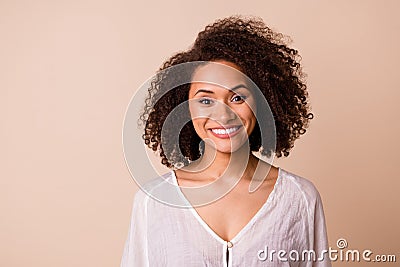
[140,15,314,168]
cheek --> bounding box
[189,103,204,126]
[191,118,207,135]
[244,101,257,125]
[188,102,197,119]
[236,106,257,134]
[237,106,256,123]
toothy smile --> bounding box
[209,126,242,138]
[211,127,239,135]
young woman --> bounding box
[121,16,331,267]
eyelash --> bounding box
[231,95,247,102]
[198,98,214,105]
[198,95,247,105]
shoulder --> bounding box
[278,167,322,208]
[139,171,174,192]
[131,171,179,207]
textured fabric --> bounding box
[121,167,332,267]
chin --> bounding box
[213,141,248,154]
[207,132,249,152]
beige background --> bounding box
[1,0,399,266]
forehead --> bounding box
[191,62,248,90]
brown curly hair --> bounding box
[140,15,314,168]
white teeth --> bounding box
[211,127,240,135]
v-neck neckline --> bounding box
[170,167,283,245]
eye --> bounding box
[198,98,214,105]
[231,95,247,102]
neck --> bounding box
[183,142,258,181]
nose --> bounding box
[212,101,236,124]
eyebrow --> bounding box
[194,84,248,96]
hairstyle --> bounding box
[140,15,314,168]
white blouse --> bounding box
[121,167,332,267]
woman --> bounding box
[121,15,331,267]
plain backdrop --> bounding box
[1,0,399,266]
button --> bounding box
[227,241,233,248]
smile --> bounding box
[209,126,242,138]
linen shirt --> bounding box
[121,167,331,267]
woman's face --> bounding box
[188,61,257,154]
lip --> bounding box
[208,125,243,139]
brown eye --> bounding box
[231,95,247,102]
[198,98,214,105]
